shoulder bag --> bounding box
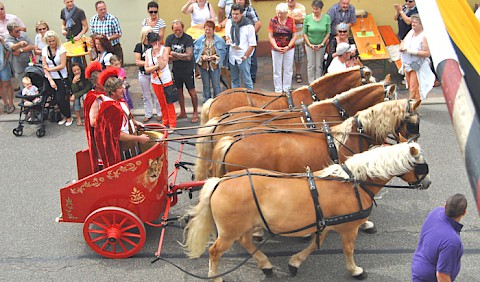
[47,46,73,97]
[150,48,178,104]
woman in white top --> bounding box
[41,30,72,126]
[94,34,114,69]
[141,1,166,39]
[181,0,216,28]
[144,33,177,128]
[34,20,49,63]
[400,14,435,102]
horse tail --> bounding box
[194,117,221,180]
[212,136,235,177]
[182,177,220,258]
[200,98,214,125]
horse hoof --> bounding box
[253,235,264,242]
[362,226,377,234]
[262,268,273,277]
[288,264,298,276]
[353,271,368,280]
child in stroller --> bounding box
[13,64,53,137]
[21,77,41,121]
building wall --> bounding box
[5,0,478,64]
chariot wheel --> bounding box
[83,207,146,259]
[12,127,23,136]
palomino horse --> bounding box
[201,66,376,125]
[183,142,431,281]
[194,83,397,180]
[211,99,421,177]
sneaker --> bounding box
[401,79,406,85]
[65,119,73,126]
[58,118,67,125]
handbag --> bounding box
[150,48,178,104]
[410,58,424,72]
[47,47,73,97]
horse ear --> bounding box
[409,144,419,156]
[398,133,407,143]
[383,74,391,85]
[412,99,422,110]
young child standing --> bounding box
[110,55,134,109]
[70,62,92,126]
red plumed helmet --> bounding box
[85,61,103,79]
[97,67,120,87]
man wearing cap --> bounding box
[326,42,351,73]
[327,0,356,37]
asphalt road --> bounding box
[1,103,479,282]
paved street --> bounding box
[1,103,479,282]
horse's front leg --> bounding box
[339,227,367,280]
[209,236,234,282]
[288,230,329,276]
[237,231,274,277]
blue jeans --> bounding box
[229,58,253,90]
[199,67,221,102]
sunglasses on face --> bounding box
[37,28,47,31]
[149,10,158,14]
[338,30,348,33]
[405,0,414,2]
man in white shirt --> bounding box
[327,42,351,74]
[225,3,256,89]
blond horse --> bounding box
[183,142,431,281]
[211,99,421,178]
[201,66,376,125]
[194,83,396,180]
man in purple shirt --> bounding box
[327,0,356,36]
[411,194,467,282]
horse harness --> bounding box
[241,167,374,247]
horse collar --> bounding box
[301,104,316,129]
[308,86,319,101]
[333,98,349,120]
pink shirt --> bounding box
[0,14,25,38]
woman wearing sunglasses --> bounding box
[141,1,165,40]
[393,0,417,40]
[323,22,358,73]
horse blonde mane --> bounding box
[318,142,421,181]
[356,99,411,143]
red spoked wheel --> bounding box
[83,207,146,259]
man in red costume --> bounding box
[83,61,105,172]
[95,67,149,168]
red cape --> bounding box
[83,90,105,172]
[94,100,124,169]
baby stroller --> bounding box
[12,64,54,138]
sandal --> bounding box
[191,116,199,123]
[7,105,15,114]
[295,74,303,83]
[76,120,84,126]
[143,116,152,122]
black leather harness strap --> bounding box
[354,116,368,153]
[306,166,326,248]
[332,98,349,120]
[301,103,316,129]
[322,120,339,164]
[308,85,319,101]
[246,169,273,234]
[286,89,295,109]
[359,66,365,81]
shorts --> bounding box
[294,44,304,63]
[0,64,12,81]
[173,70,195,90]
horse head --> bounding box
[360,66,376,84]
[398,142,431,190]
[396,99,421,141]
